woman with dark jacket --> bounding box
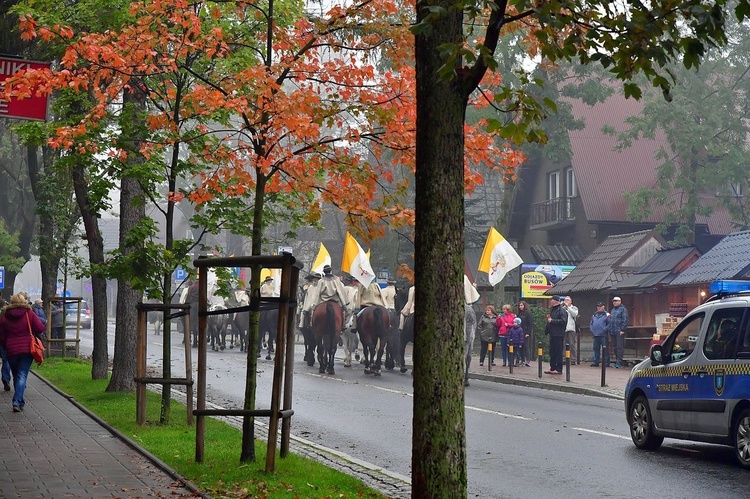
[516,301,534,367]
[476,305,498,366]
[0,293,46,412]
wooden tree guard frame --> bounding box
[193,254,301,473]
[46,296,83,358]
[134,303,194,426]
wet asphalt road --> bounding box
[74,324,750,498]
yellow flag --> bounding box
[312,243,331,274]
[341,232,375,287]
[478,227,523,286]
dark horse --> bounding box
[358,305,390,375]
[258,308,278,360]
[397,313,414,373]
[311,300,343,374]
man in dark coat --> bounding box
[544,296,568,375]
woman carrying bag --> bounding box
[0,293,46,412]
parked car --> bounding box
[625,280,750,468]
[65,300,91,329]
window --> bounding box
[565,167,577,198]
[547,171,559,200]
[662,312,704,363]
[703,307,744,360]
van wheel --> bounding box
[734,409,750,468]
[629,395,663,450]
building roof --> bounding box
[610,246,699,292]
[547,230,663,295]
[568,93,734,236]
[670,231,750,286]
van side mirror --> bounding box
[650,344,663,365]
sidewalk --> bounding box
[465,357,631,400]
[0,372,202,498]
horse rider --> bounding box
[353,278,388,332]
[340,275,360,367]
[382,279,397,312]
[399,285,415,332]
[298,273,321,329]
[464,275,480,386]
[260,275,276,298]
[342,275,358,329]
[304,265,350,328]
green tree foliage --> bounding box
[611,18,750,242]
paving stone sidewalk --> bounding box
[0,373,201,499]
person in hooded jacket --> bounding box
[0,293,46,412]
[477,305,498,366]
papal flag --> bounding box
[478,227,523,286]
[312,243,332,274]
[341,232,376,287]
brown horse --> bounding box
[311,300,344,374]
[357,305,390,375]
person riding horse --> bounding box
[303,265,350,329]
[299,272,322,366]
[258,275,277,358]
[341,276,360,367]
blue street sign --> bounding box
[174,267,188,281]
[0,266,4,289]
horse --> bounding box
[300,315,317,366]
[340,314,360,368]
[224,290,249,352]
[258,308,278,360]
[383,309,401,370]
[207,303,230,351]
[311,300,343,374]
[357,305,390,375]
[397,312,414,373]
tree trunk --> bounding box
[412,1,468,496]
[107,173,144,392]
[108,86,148,392]
[72,163,108,379]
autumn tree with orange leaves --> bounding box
[5,0,517,462]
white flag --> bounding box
[478,227,523,286]
[312,243,332,274]
[341,232,375,287]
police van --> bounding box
[625,280,750,468]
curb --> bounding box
[468,371,625,400]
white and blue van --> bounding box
[625,280,750,468]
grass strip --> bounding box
[36,357,385,498]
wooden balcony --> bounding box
[530,197,575,230]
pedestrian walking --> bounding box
[563,296,579,364]
[589,302,610,367]
[477,305,498,367]
[544,296,568,375]
[607,296,628,368]
[0,293,47,412]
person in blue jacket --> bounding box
[607,297,628,368]
[589,302,610,367]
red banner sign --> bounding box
[0,57,51,121]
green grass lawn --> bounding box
[36,357,386,498]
